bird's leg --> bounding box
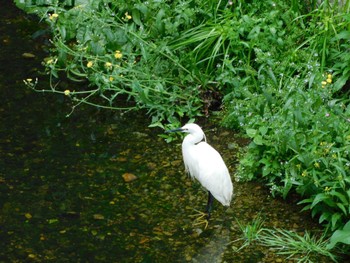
[206,191,214,219]
[191,192,213,229]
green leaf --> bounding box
[331,191,349,206]
[298,198,313,205]
[300,204,312,212]
[336,203,347,216]
[259,126,268,136]
[333,74,349,92]
[59,25,67,40]
[269,27,276,35]
[282,178,293,199]
[344,220,350,231]
[131,9,142,26]
[319,212,331,223]
[311,193,328,208]
[267,68,277,85]
[331,213,342,229]
[253,135,264,145]
[246,129,257,138]
[334,30,350,40]
[327,220,350,249]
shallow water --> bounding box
[0,2,331,262]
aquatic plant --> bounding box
[259,228,337,262]
[232,215,338,261]
[232,213,265,251]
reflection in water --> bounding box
[191,227,230,263]
[0,2,330,262]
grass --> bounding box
[232,214,338,262]
[231,213,264,251]
[259,228,337,262]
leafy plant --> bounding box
[18,0,217,126]
[232,215,338,262]
[232,213,265,251]
[259,228,337,262]
[221,0,350,246]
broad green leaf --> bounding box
[131,9,142,26]
[335,30,350,40]
[327,221,350,249]
[344,220,350,231]
[331,213,342,229]
[331,191,349,206]
[333,74,349,92]
[336,203,347,215]
[259,126,268,136]
[319,212,331,223]
[311,193,328,208]
[253,135,264,145]
[246,128,257,138]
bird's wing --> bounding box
[183,142,233,206]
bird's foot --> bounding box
[189,209,210,229]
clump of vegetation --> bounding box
[233,215,338,262]
[20,0,214,128]
[232,213,265,251]
[259,228,337,262]
[16,0,350,255]
[221,0,350,245]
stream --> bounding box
[0,2,329,262]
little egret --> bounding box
[167,123,233,227]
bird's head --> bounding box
[166,123,206,143]
[166,123,202,134]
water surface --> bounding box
[0,2,328,262]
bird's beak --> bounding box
[165,128,183,133]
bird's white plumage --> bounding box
[179,123,233,206]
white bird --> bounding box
[167,123,233,226]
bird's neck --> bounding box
[183,133,205,146]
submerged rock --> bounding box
[122,173,138,182]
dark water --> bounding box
[0,2,332,262]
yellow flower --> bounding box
[321,81,327,87]
[326,78,332,84]
[109,76,114,82]
[114,50,122,59]
[124,12,132,20]
[26,78,33,82]
[87,61,93,68]
[327,74,332,80]
[105,62,113,69]
[324,186,331,192]
[64,90,70,96]
[49,13,59,20]
[301,170,308,177]
[314,162,320,168]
